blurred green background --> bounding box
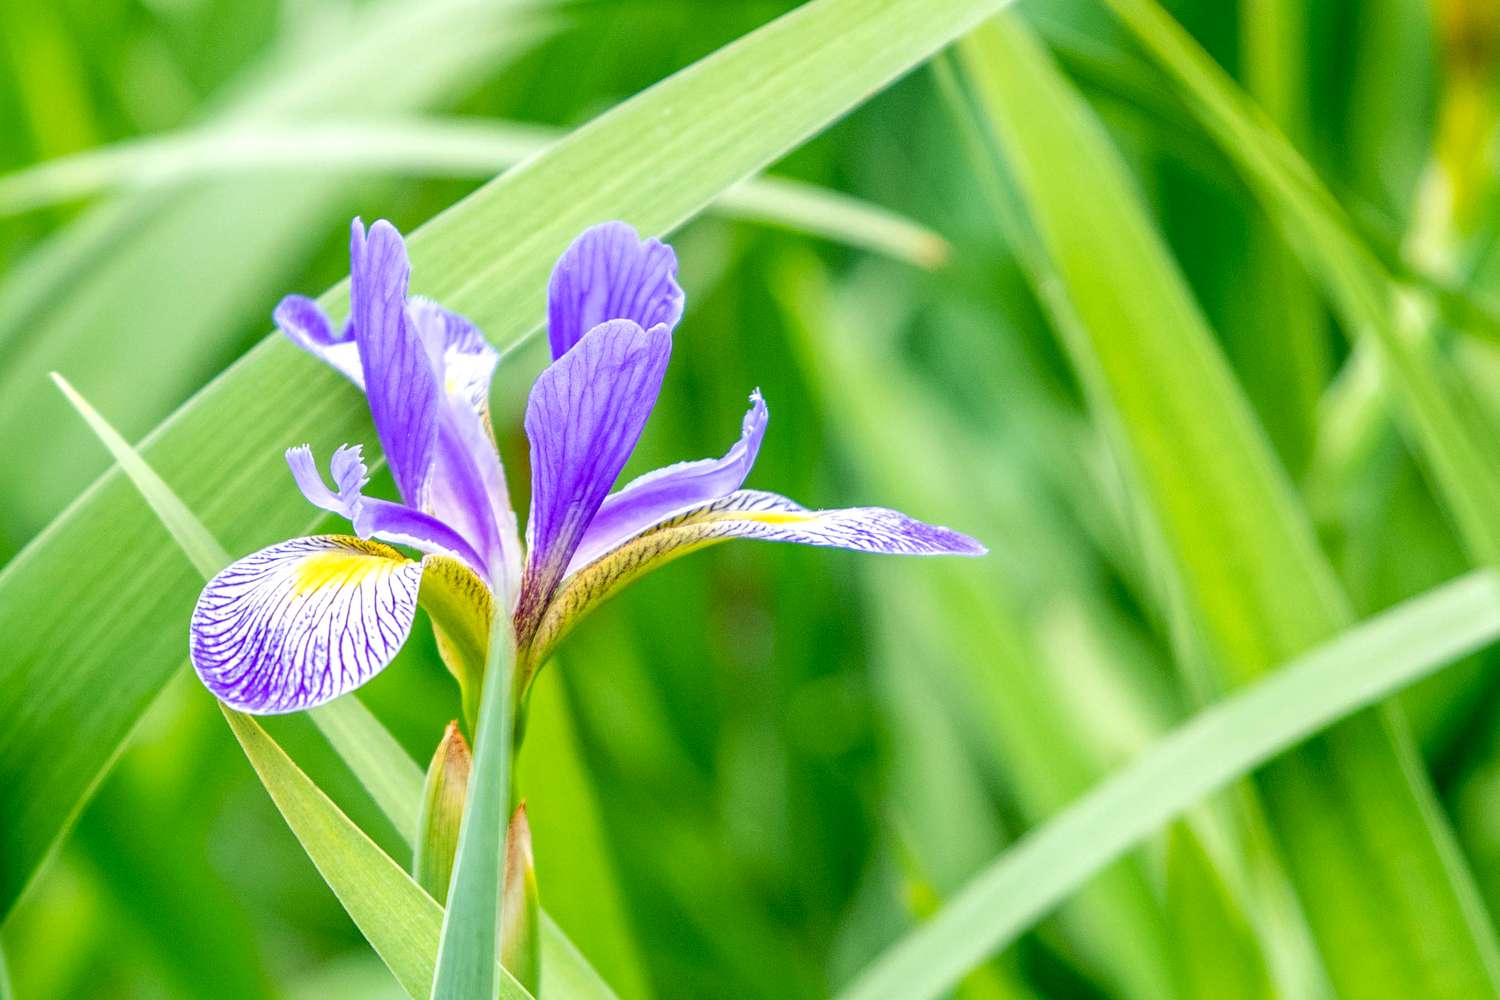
[3,0,1500,997]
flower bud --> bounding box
[414,721,471,903]
[501,802,541,994]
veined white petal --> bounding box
[190,535,424,714]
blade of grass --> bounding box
[53,375,618,999]
[311,697,425,848]
[430,618,515,1000]
[774,257,1177,998]
[932,46,1324,999]
[959,14,1500,995]
[0,120,948,268]
[222,707,532,1000]
[837,566,1500,1000]
[1096,0,1500,568]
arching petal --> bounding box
[528,490,984,661]
[352,495,489,580]
[406,298,519,600]
[567,390,768,574]
[517,319,672,630]
[430,398,522,605]
[275,294,364,388]
[408,297,499,413]
[286,444,367,520]
[189,536,425,714]
[351,218,439,508]
[285,437,501,591]
[546,222,683,359]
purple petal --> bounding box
[352,496,489,577]
[518,318,672,627]
[429,397,522,605]
[547,222,683,359]
[528,490,984,662]
[408,296,499,413]
[566,389,768,574]
[189,536,424,714]
[681,490,989,555]
[351,218,439,508]
[275,295,363,387]
[287,444,368,519]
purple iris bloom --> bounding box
[190,219,984,714]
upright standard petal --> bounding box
[518,318,672,628]
[567,389,768,574]
[546,222,684,359]
[189,536,425,714]
[351,218,439,508]
[529,490,984,662]
[275,294,364,387]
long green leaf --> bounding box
[430,619,515,1000]
[0,120,948,268]
[959,14,1500,995]
[838,567,1500,1000]
[310,697,426,848]
[1096,0,1500,567]
[0,0,1010,920]
[774,257,1176,998]
[222,708,532,1000]
[54,376,620,998]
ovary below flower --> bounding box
[189,219,984,715]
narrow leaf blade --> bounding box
[430,619,516,1000]
[839,569,1500,1000]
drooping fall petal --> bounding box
[190,536,424,714]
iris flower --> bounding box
[190,219,983,715]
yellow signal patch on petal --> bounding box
[294,543,411,594]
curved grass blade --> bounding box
[1096,0,1500,568]
[959,14,1500,995]
[0,0,553,551]
[774,257,1177,998]
[0,0,1013,921]
[429,619,515,1000]
[838,567,1500,1000]
[0,120,948,268]
[312,697,426,848]
[223,708,532,1000]
[54,372,424,845]
[53,376,620,999]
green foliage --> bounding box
[10,1,1500,998]
[957,15,1500,995]
[839,567,1500,1000]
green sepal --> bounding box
[418,555,494,730]
[502,803,542,996]
[414,721,472,904]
